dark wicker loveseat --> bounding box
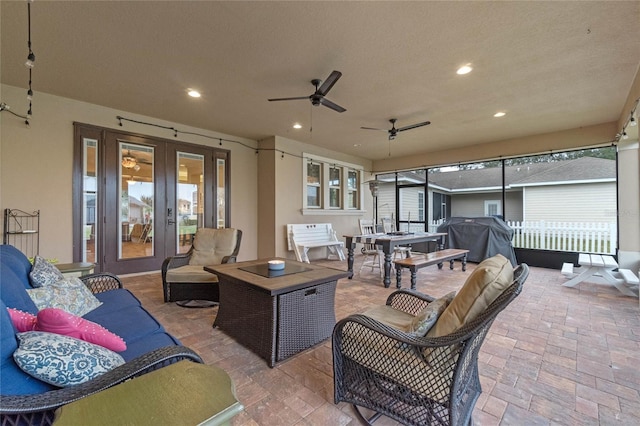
[0,244,204,425]
[333,257,529,425]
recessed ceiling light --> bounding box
[187,89,201,98]
[353,143,362,147]
[293,123,302,129]
[456,64,473,75]
[494,112,506,117]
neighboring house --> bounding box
[127,196,150,224]
[376,156,616,226]
[177,198,192,217]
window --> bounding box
[347,170,359,209]
[484,200,501,217]
[302,154,364,214]
[307,162,322,208]
[329,166,342,208]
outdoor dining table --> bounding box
[563,253,637,297]
[344,232,447,288]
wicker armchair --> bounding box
[162,228,242,306]
[333,263,529,425]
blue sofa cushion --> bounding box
[83,304,165,344]
[120,332,182,361]
[1,267,39,314]
[1,300,54,395]
[1,245,34,289]
[93,288,142,309]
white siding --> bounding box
[524,182,616,223]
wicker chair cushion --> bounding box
[34,308,127,352]
[13,331,125,387]
[26,277,103,317]
[428,254,513,338]
[29,256,65,288]
[361,305,415,332]
[165,265,220,283]
[409,291,456,336]
[189,228,238,266]
[7,307,37,332]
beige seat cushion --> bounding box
[165,265,219,283]
[427,254,513,338]
[189,228,238,266]
[362,305,415,332]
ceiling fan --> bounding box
[268,70,346,113]
[361,118,431,140]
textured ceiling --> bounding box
[2,1,639,161]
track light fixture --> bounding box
[25,0,35,126]
[616,98,639,143]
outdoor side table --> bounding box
[55,262,95,277]
[54,361,243,425]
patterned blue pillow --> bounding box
[13,331,125,387]
[26,277,102,317]
[29,256,64,288]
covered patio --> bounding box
[123,258,640,425]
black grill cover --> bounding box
[437,217,517,266]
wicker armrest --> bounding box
[161,252,192,282]
[334,313,461,351]
[1,346,203,423]
[81,272,123,293]
[385,289,436,316]
[221,255,237,264]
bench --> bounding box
[561,262,574,277]
[287,223,345,263]
[393,248,470,289]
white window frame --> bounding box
[302,153,365,215]
[484,200,502,217]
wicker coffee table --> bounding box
[206,258,349,367]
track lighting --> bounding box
[630,116,637,127]
[622,131,628,140]
[25,52,35,69]
[25,1,35,125]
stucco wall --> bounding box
[0,84,259,263]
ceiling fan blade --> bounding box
[320,97,346,113]
[317,71,342,96]
[360,126,387,131]
[397,121,431,132]
[268,96,310,102]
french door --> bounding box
[73,123,230,274]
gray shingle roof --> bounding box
[388,157,615,190]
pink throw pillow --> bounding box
[34,308,127,352]
[7,308,37,332]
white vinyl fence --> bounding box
[507,220,616,254]
[426,219,616,254]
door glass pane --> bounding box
[177,152,204,253]
[82,138,97,263]
[217,158,226,228]
[120,143,154,259]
